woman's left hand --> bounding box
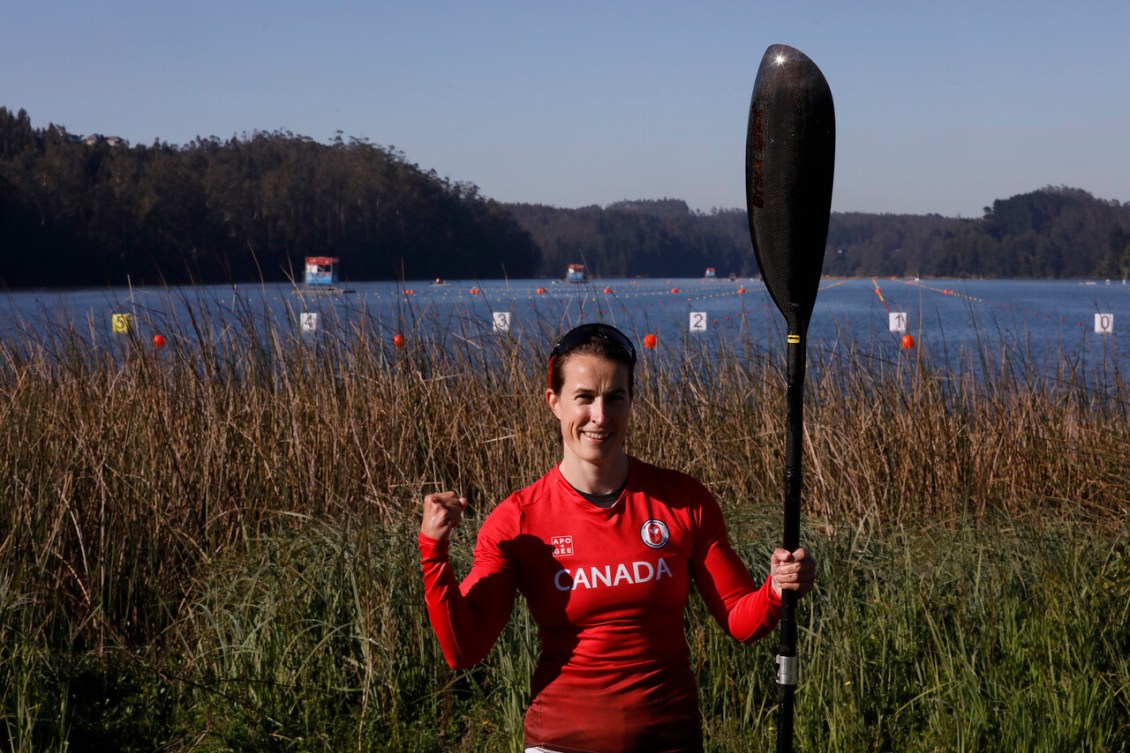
[770,548,816,598]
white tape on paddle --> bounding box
[777,655,798,686]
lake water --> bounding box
[2,277,1127,385]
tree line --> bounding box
[0,107,540,287]
[507,190,1130,281]
[2,106,1129,287]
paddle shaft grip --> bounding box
[776,333,806,753]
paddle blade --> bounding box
[746,44,835,334]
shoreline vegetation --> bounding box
[3,107,1130,289]
[1,300,1127,751]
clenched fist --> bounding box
[421,491,469,542]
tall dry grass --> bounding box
[0,295,1127,750]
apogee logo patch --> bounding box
[640,520,670,549]
[551,535,574,557]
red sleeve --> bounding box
[419,502,519,669]
[690,493,782,643]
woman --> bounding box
[420,322,816,753]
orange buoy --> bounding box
[603,287,612,294]
[470,287,480,294]
[670,288,679,294]
[403,289,415,295]
[643,333,658,349]
[901,334,915,349]
[393,333,405,348]
[737,287,746,294]
[152,334,166,349]
[536,287,546,294]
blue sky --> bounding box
[5,1,1128,217]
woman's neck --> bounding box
[558,452,630,495]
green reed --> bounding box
[0,294,1127,751]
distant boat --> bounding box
[304,256,338,287]
[432,277,445,286]
[566,263,586,283]
[704,267,716,279]
[299,256,353,294]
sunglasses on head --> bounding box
[547,323,636,389]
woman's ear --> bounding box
[545,387,560,418]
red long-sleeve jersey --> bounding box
[420,457,782,753]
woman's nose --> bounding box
[589,398,605,424]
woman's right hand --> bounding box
[421,491,469,542]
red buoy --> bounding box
[901,334,915,349]
[393,333,405,348]
[643,333,657,349]
[152,334,166,349]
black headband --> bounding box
[547,323,636,389]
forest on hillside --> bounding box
[0,107,540,287]
[509,191,1130,281]
[2,106,1129,288]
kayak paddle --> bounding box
[744,43,835,753]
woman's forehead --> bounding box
[559,353,631,388]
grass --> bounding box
[0,291,1127,751]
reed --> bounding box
[0,293,1126,751]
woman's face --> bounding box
[546,353,633,470]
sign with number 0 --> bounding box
[1095,313,1114,334]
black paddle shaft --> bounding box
[744,44,835,753]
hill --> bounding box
[3,106,1129,286]
[0,107,540,287]
[507,188,1130,280]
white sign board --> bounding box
[889,312,907,333]
[1095,313,1114,334]
[300,312,319,332]
[492,311,511,333]
[689,312,707,332]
